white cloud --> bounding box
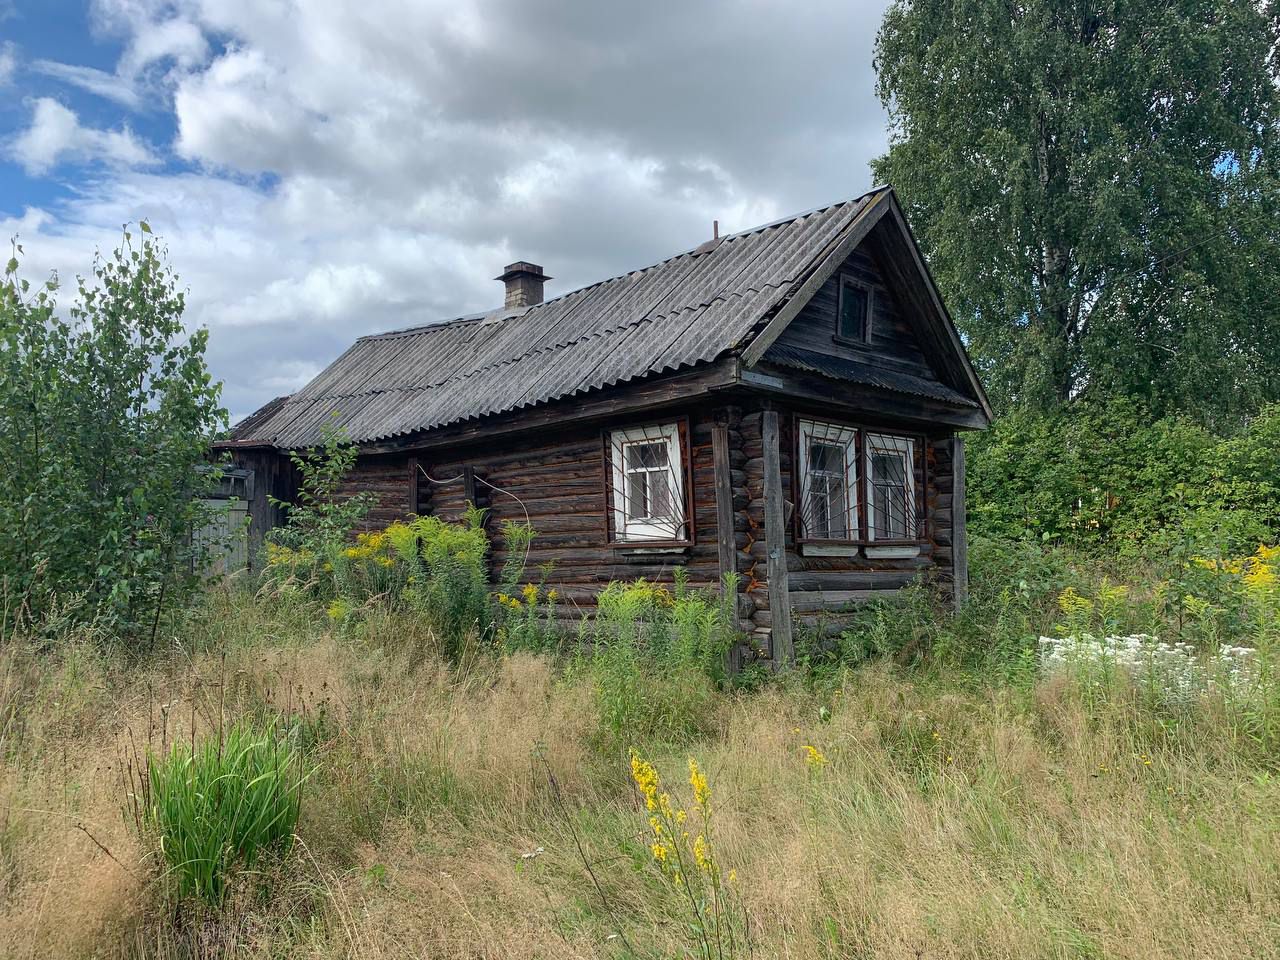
[8,0,893,422]
[31,60,142,108]
[9,98,157,174]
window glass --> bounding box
[609,424,685,541]
[798,421,857,540]
[624,441,672,521]
[866,434,915,541]
[838,280,868,341]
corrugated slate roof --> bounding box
[230,189,946,448]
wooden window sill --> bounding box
[799,543,861,558]
[864,544,922,559]
[612,544,691,561]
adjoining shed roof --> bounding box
[226,187,983,450]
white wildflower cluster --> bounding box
[1039,634,1258,707]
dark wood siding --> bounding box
[334,454,415,532]
[738,399,956,642]
[769,235,935,377]
[226,448,299,568]
[404,409,727,622]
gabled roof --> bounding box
[226,187,988,449]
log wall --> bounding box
[242,392,961,656]
[737,399,956,647]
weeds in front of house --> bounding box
[630,752,748,960]
[127,719,309,907]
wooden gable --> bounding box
[743,190,992,424]
[765,231,935,380]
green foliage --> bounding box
[873,0,1280,418]
[137,721,307,906]
[0,229,226,640]
[267,420,374,557]
[574,572,738,754]
[967,399,1280,552]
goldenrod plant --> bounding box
[630,752,747,959]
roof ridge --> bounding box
[352,188,885,345]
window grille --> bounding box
[797,419,858,540]
[608,422,688,542]
[865,433,917,540]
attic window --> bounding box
[836,275,871,342]
[608,423,688,542]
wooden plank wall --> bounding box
[770,237,936,378]
[270,396,959,652]
[333,453,418,532]
[738,401,956,645]
[397,410,729,624]
[227,448,298,567]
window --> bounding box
[797,420,858,540]
[837,276,870,342]
[608,422,687,541]
[865,433,916,541]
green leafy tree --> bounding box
[873,0,1280,420]
[266,419,375,555]
[0,226,226,640]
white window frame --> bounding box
[864,433,917,542]
[609,422,685,542]
[797,419,859,541]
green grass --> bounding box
[136,720,308,906]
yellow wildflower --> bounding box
[631,752,660,811]
[675,810,687,825]
[1057,586,1093,620]
[522,583,539,605]
[693,834,711,873]
[728,869,737,884]
[650,842,667,863]
[688,758,710,809]
[547,588,559,603]
[803,744,828,767]
[1244,557,1277,592]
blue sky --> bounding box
[0,0,891,423]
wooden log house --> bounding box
[216,187,992,663]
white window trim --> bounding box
[864,433,916,542]
[797,419,859,541]
[609,422,685,542]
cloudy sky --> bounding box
[0,0,892,423]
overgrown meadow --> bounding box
[2,487,1278,958]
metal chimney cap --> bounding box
[495,261,551,282]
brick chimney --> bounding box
[496,261,550,309]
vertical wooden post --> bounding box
[712,414,740,673]
[408,457,420,516]
[952,436,968,610]
[463,466,478,512]
[761,409,794,664]
[712,418,736,586]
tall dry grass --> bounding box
[1,589,1278,959]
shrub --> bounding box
[576,574,736,754]
[0,227,226,640]
[133,721,307,906]
[967,398,1280,553]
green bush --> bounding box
[967,399,1280,553]
[573,573,737,754]
[137,721,307,906]
[0,227,225,640]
